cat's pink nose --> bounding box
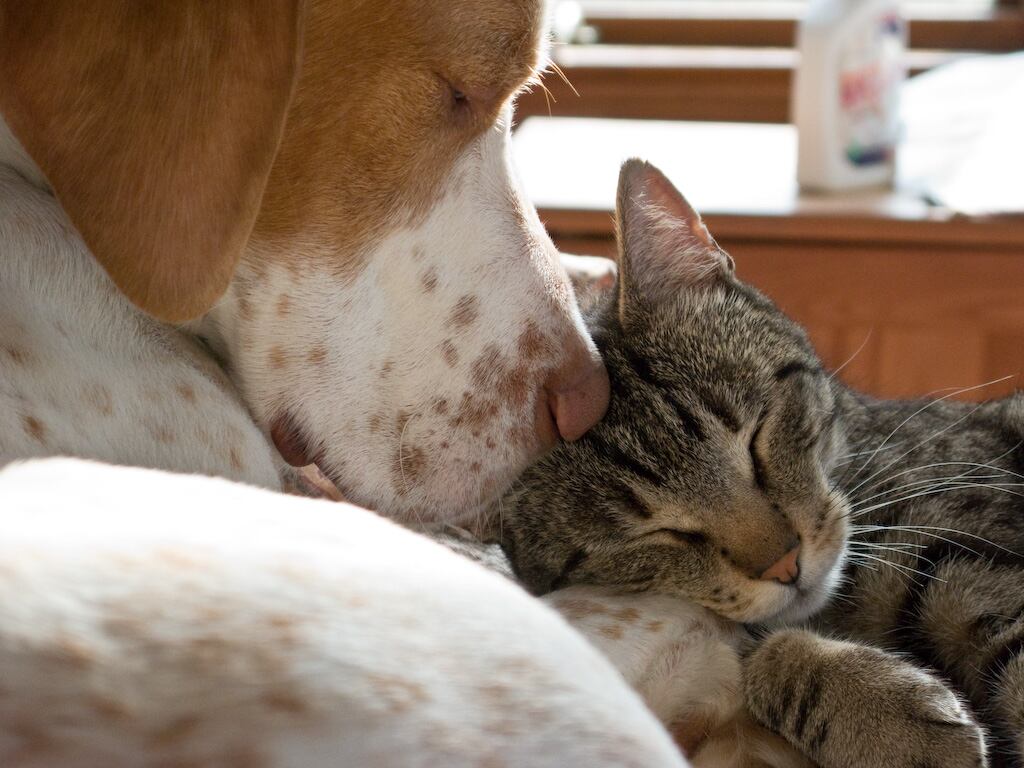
[545,353,610,443]
[760,544,801,585]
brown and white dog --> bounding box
[0,3,759,767]
[0,0,613,521]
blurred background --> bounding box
[512,0,1024,401]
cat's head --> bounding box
[499,160,849,625]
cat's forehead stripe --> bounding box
[587,430,665,488]
[703,401,740,433]
[774,361,823,382]
[615,345,706,442]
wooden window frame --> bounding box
[516,1,1024,123]
[574,1,1024,51]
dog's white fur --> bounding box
[0,459,688,768]
[0,63,759,768]
[0,158,282,489]
[197,110,599,521]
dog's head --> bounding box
[0,0,609,521]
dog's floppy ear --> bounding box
[0,2,304,322]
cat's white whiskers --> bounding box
[849,440,1024,502]
[850,469,1024,511]
[850,472,1008,509]
[851,551,944,583]
[828,329,873,382]
[831,441,909,467]
[854,523,1021,556]
[852,481,1024,521]
[842,554,880,574]
[847,541,933,570]
[849,540,928,554]
[845,376,1012,486]
[834,448,897,464]
[832,434,915,488]
[847,399,993,496]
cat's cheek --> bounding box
[802,545,848,614]
[788,514,849,620]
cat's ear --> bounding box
[614,159,734,308]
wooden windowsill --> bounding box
[517,46,976,123]
[546,44,971,71]
[575,0,1024,50]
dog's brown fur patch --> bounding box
[0,1,545,322]
[251,0,545,287]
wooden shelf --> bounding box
[576,1,1024,51]
[517,46,974,123]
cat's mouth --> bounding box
[753,493,851,625]
[761,543,847,626]
[708,522,847,625]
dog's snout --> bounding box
[543,349,610,443]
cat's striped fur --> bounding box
[495,161,1018,767]
[800,388,1024,766]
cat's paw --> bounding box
[745,630,987,768]
[853,663,987,768]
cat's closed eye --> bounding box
[658,529,709,547]
[749,422,768,490]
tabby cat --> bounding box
[494,161,1023,767]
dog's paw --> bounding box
[745,630,987,768]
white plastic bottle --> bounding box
[793,0,907,190]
